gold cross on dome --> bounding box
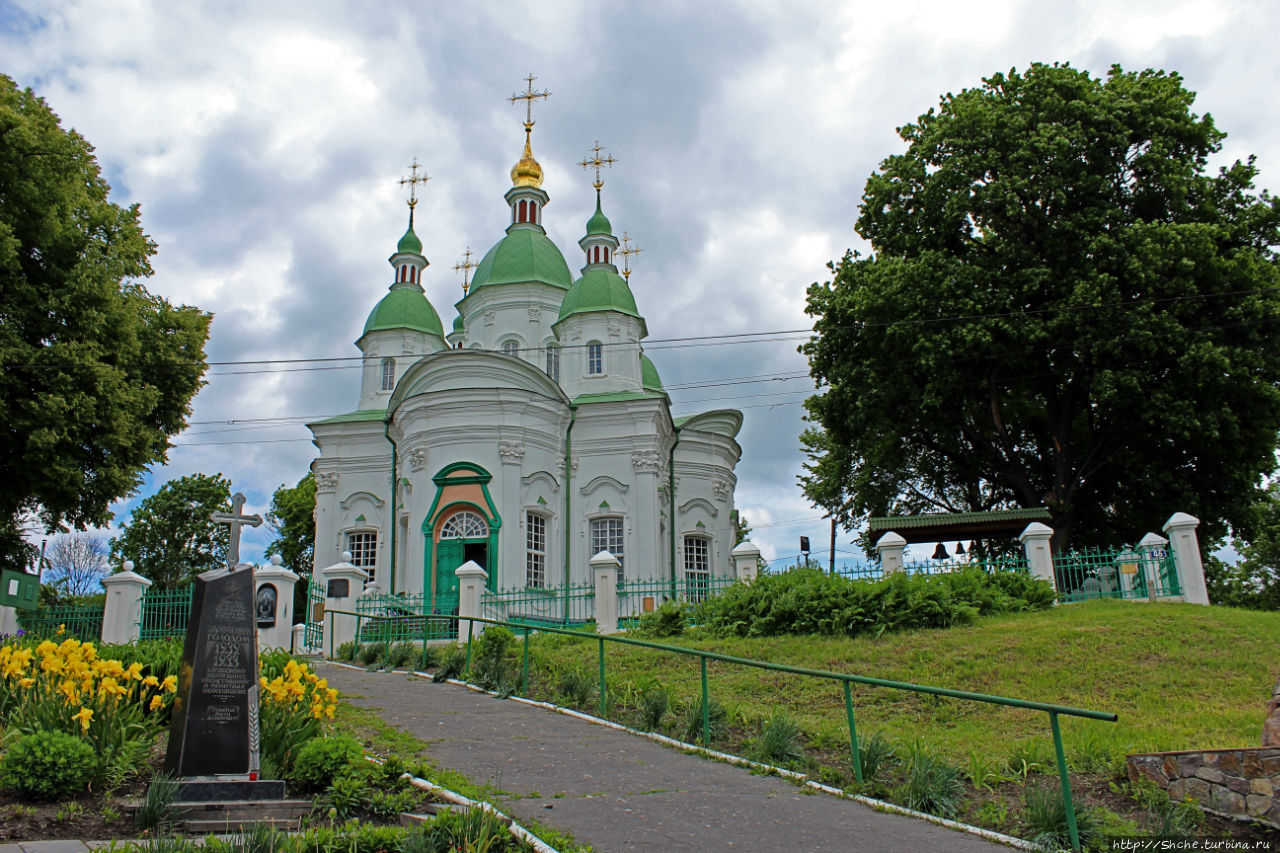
[617,231,643,281]
[399,157,431,210]
[509,74,551,128]
[454,247,477,295]
[578,141,617,190]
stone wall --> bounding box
[1127,748,1280,827]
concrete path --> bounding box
[319,663,1014,853]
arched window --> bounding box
[590,516,624,580]
[587,342,603,375]
[440,510,488,539]
[380,357,396,391]
[526,512,547,588]
[683,535,711,602]
[502,340,520,357]
[545,344,560,381]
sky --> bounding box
[4,0,1278,569]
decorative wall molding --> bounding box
[712,476,733,502]
[315,472,339,493]
[406,446,428,472]
[499,441,526,463]
[340,490,386,511]
[631,450,663,473]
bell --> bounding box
[932,542,949,560]
[955,541,965,555]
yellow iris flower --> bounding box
[73,706,93,732]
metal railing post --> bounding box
[1049,711,1080,851]
[598,636,607,717]
[700,655,710,746]
[464,620,474,674]
[521,626,530,697]
[844,680,862,784]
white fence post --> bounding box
[731,541,762,583]
[320,552,368,657]
[1136,532,1170,600]
[1163,513,1210,605]
[254,555,299,652]
[590,551,620,634]
[456,561,488,645]
[876,532,906,574]
[1018,522,1057,593]
[101,562,151,645]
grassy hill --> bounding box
[528,599,1279,771]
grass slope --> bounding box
[529,599,1279,766]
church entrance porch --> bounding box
[422,462,504,596]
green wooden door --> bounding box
[436,540,464,596]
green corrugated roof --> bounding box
[641,354,663,392]
[572,390,666,405]
[312,409,387,425]
[557,268,646,334]
[586,195,612,236]
[362,287,445,339]
[397,225,422,255]
[868,507,1050,530]
[470,227,573,291]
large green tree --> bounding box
[802,63,1280,551]
[0,75,210,569]
[265,472,315,578]
[112,473,231,588]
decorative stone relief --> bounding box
[712,476,732,502]
[406,447,428,472]
[557,454,580,474]
[568,328,582,342]
[315,472,339,493]
[527,307,541,323]
[499,441,526,464]
[607,321,622,338]
[483,310,496,326]
[631,451,662,474]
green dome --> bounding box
[397,226,422,255]
[557,268,645,329]
[452,314,464,333]
[361,287,445,340]
[641,355,663,392]
[586,197,612,236]
[470,228,573,292]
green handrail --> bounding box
[324,608,1115,852]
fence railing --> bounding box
[617,575,738,626]
[1053,547,1180,602]
[355,592,460,643]
[481,582,595,627]
[139,585,193,641]
[764,557,1031,582]
[329,608,1115,852]
[16,605,105,641]
[304,579,326,649]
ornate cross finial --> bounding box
[453,247,477,296]
[578,141,617,190]
[509,74,551,129]
[399,157,431,210]
[210,492,263,570]
[617,231,643,282]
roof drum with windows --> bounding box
[307,79,743,614]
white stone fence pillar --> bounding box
[1136,532,1169,600]
[1163,512,1210,605]
[254,555,299,652]
[1018,522,1058,594]
[590,550,620,635]
[731,540,762,583]
[455,561,488,645]
[320,553,367,657]
[875,532,906,574]
[101,563,151,645]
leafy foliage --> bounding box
[898,741,964,819]
[0,76,210,570]
[472,626,515,693]
[695,566,1052,638]
[1206,482,1280,610]
[749,710,804,766]
[801,63,1280,551]
[0,729,97,800]
[1022,782,1103,850]
[111,473,232,588]
[680,695,727,744]
[266,472,316,623]
[633,599,688,637]
[638,685,670,730]
[288,734,363,793]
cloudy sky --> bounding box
[4,0,1277,568]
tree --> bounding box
[802,63,1280,552]
[0,75,210,570]
[266,472,315,577]
[112,473,231,589]
[1204,484,1280,611]
[43,532,110,598]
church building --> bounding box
[308,88,743,613]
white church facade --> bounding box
[307,113,743,610]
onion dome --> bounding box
[397,225,423,255]
[641,354,664,393]
[511,130,544,188]
[470,229,573,291]
[556,267,647,336]
[362,288,445,340]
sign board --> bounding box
[0,569,39,610]
[799,536,811,553]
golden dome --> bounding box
[510,125,543,188]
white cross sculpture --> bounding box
[210,492,263,570]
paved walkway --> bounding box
[319,663,1013,853]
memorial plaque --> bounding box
[327,578,349,598]
[165,565,260,777]
[256,583,277,628]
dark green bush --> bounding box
[0,729,97,800]
[472,626,515,692]
[388,641,418,668]
[433,645,466,682]
[634,600,688,637]
[288,734,363,793]
[696,567,1053,639]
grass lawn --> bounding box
[523,599,1279,770]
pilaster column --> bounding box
[101,564,152,645]
[1018,522,1057,593]
[1163,513,1210,605]
[876,532,906,575]
[590,550,620,634]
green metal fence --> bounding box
[16,605,104,641]
[356,592,460,643]
[139,585,194,641]
[332,607,1116,852]
[481,582,595,628]
[304,578,326,649]
[617,575,738,627]
[1053,546,1181,602]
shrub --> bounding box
[359,643,383,667]
[857,731,898,793]
[289,734,363,793]
[335,641,356,662]
[258,657,338,778]
[433,646,466,682]
[681,695,728,744]
[0,729,97,800]
[634,600,687,637]
[750,711,804,766]
[472,626,515,692]
[899,742,964,818]
[324,772,372,820]
[415,645,438,670]
[557,668,595,707]
[1022,782,1103,850]
[134,772,179,832]
[639,685,669,730]
[388,642,418,669]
